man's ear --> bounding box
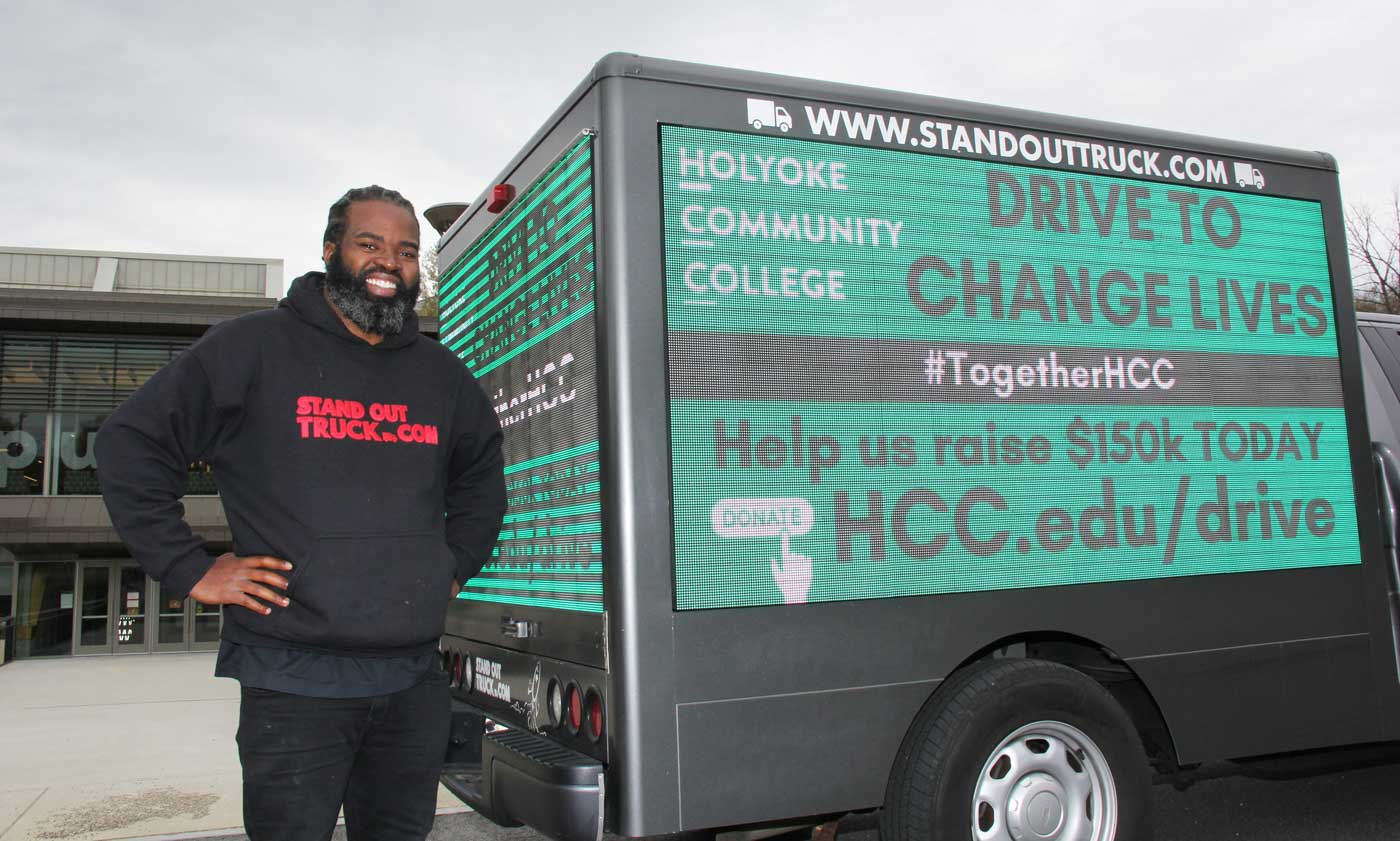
[322,241,335,264]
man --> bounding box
[97,186,507,841]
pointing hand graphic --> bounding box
[710,498,816,605]
[771,533,813,605]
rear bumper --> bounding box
[442,703,604,841]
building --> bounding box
[0,246,281,659]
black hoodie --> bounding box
[97,272,507,657]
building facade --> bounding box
[0,246,281,659]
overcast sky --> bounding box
[2,0,1396,288]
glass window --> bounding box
[0,560,12,620]
[59,412,216,496]
[80,565,110,647]
[4,333,192,415]
[0,410,47,495]
[53,336,190,412]
[15,562,75,657]
[116,564,146,648]
[158,579,185,645]
[1359,334,1400,453]
[0,335,52,410]
[194,600,221,643]
[186,460,217,495]
[57,412,102,494]
[53,339,116,413]
[114,342,179,406]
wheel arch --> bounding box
[940,631,1182,775]
[880,643,1160,841]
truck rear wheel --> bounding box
[880,659,1150,841]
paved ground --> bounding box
[138,763,1400,841]
[0,654,465,841]
[9,654,1400,841]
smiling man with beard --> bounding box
[97,186,507,841]
[321,200,421,338]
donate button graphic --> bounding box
[711,498,817,604]
[711,498,815,538]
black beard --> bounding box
[322,247,420,337]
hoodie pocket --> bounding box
[255,532,455,652]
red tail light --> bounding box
[585,688,604,741]
[566,683,583,733]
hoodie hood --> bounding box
[279,271,421,350]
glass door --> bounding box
[15,562,75,658]
[35,561,211,656]
[192,599,221,651]
[114,563,147,652]
[75,561,111,654]
[155,578,187,651]
[76,561,154,654]
[155,578,221,652]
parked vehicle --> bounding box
[431,54,1393,841]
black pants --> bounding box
[236,671,450,841]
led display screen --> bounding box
[440,134,602,613]
[662,124,1359,611]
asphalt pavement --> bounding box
[194,768,1400,841]
[6,653,1400,841]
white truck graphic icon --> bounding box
[746,98,792,132]
[1234,162,1265,190]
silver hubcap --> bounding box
[970,720,1117,841]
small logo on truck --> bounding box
[1233,162,1265,190]
[712,497,814,604]
[746,98,793,133]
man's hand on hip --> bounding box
[190,553,293,614]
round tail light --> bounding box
[585,688,604,741]
[565,683,583,733]
[547,679,564,727]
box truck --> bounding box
[431,54,1400,841]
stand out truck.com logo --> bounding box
[712,497,815,603]
[737,96,1266,191]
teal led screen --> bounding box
[661,124,1360,611]
[440,135,602,613]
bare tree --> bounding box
[417,243,440,317]
[1349,192,1400,314]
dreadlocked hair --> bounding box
[323,185,416,246]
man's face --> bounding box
[321,200,421,336]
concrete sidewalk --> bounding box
[0,654,465,841]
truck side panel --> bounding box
[598,65,1391,834]
[441,55,1397,838]
[666,570,1373,827]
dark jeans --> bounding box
[236,670,450,841]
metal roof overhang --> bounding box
[0,495,230,547]
[0,287,276,333]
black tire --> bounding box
[880,658,1151,841]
